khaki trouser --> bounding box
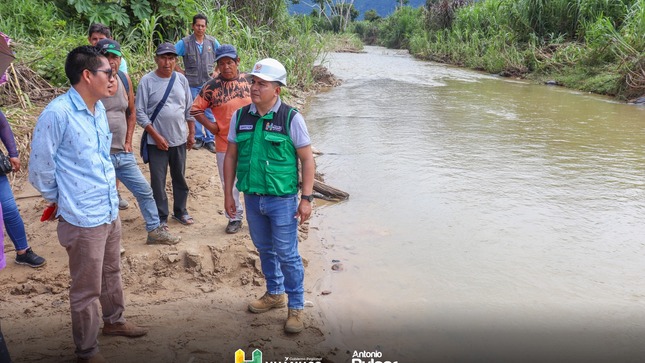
[58,217,125,359]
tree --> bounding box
[302,0,357,32]
[364,9,380,22]
[225,0,288,28]
[396,0,410,9]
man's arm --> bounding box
[223,142,238,219]
[195,114,217,134]
[29,109,64,203]
[295,145,315,225]
[183,78,196,149]
[190,82,219,135]
[135,76,169,150]
[0,110,20,172]
[124,73,136,152]
[144,124,169,151]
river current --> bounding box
[305,46,645,362]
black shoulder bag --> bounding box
[0,151,12,176]
[140,72,177,164]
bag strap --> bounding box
[149,72,176,124]
[117,70,129,97]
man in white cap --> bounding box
[223,58,315,334]
[190,44,251,234]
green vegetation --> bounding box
[350,0,645,100]
[0,0,326,97]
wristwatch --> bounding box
[301,194,314,202]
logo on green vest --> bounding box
[235,349,262,363]
[265,122,283,132]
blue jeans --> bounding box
[111,152,160,232]
[244,194,304,309]
[0,174,29,251]
[191,86,214,143]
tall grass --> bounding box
[0,0,64,41]
[1,0,326,92]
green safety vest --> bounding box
[234,103,299,196]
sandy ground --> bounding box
[0,120,341,362]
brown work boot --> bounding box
[147,226,181,245]
[77,353,107,363]
[102,321,148,337]
[248,292,286,313]
[284,308,304,333]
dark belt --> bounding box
[249,193,294,198]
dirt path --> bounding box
[0,125,338,363]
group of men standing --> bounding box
[26,12,315,363]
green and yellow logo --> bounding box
[235,349,262,363]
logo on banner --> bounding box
[235,349,262,363]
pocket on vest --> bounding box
[265,163,295,195]
[264,133,290,162]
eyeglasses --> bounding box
[92,68,114,79]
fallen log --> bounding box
[300,148,349,202]
[313,179,349,201]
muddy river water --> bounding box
[305,46,645,361]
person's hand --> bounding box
[9,157,20,172]
[124,140,133,153]
[40,203,58,222]
[224,194,236,220]
[153,134,169,151]
[187,134,195,150]
[294,200,312,225]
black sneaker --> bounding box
[15,247,46,268]
[204,142,216,154]
[225,220,242,234]
[193,139,204,150]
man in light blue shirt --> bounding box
[29,45,147,363]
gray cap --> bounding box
[156,42,177,55]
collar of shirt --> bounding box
[249,97,282,116]
[194,40,203,53]
[68,86,106,117]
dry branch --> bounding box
[314,179,349,201]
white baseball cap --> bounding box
[251,58,287,86]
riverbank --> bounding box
[352,1,645,102]
[0,68,344,362]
